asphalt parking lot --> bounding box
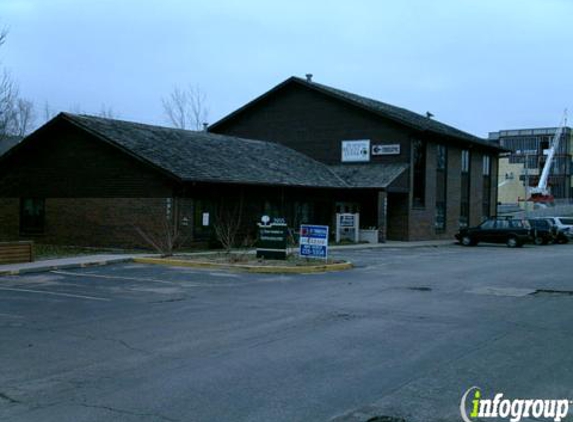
[2,243,573,422]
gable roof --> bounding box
[0,135,22,157]
[59,113,350,189]
[330,163,409,189]
[209,76,504,152]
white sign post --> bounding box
[336,213,360,243]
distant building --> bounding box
[489,127,573,203]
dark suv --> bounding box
[455,218,532,248]
[531,217,570,244]
[527,218,555,245]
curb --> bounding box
[133,257,353,274]
[0,257,134,276]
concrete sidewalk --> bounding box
[0,254,147,276]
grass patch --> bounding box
[35,244,141,260]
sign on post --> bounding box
[299,224,329,260]
[257,216,287,260]
[336,213,360,243]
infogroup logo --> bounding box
[460,386,570,422]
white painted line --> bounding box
[0,287,111,301]
[51,270,208,286]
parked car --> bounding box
[527,218,555,245]
[531,217,571,244]
[545,217,573,233]
[455,218,532,248]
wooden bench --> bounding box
[0,241,34,265]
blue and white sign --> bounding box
[299,224,329,260]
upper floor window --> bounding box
[483,155,491,176]
[461,150,470,173]
[437,144,447,171]
[412,139,426,208]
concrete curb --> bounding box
[0,257,134,276]
[133,257,353,274]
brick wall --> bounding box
[0,198,195,249]
[0,198,19,240]
[407,143,490,240]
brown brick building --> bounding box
[0,77,504,248]
[210,76,505,240]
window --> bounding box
[496,220,509,229]
[479,219,495,230]
[483,154,492,219]
[412,139,426,207]
[435,144,447,232]
[461,150,470,173]
[437,144,447,170]
[482,155,491,176]
[20,198,45,235]
[460,150,470,227]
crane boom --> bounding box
[529,110,568,201]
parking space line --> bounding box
[51,270,204,286]
[0,287,111,301]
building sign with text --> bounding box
[341,140,370,162]
[372,144,401,156]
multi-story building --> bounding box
[489,127,573,203]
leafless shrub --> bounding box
[213,199,244,254]
[134,199,189,256]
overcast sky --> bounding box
[0,0,572,137]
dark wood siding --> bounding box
[0,120,176,198]
[212,84,414,166]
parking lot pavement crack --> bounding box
[0,391,21,404]
[77,402,180,422]
[364,329,515,407]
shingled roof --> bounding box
[330,163,409,189]
[210,76,504,151]
[60,113,350,188]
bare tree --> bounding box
[162,85,208,130]
[0,70,17,140]
[11,98,35,136]
[99,104,119,119]
[43,101,57,122]
[0,29,36,138]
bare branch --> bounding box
[162,84,209,130]
[0,27,7,48]
[0,70,18,139]
[43,101,57,122]
[134,198,189,256]
[213,194,244,253]
[99,104,119,119]
[12,98,36,136]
